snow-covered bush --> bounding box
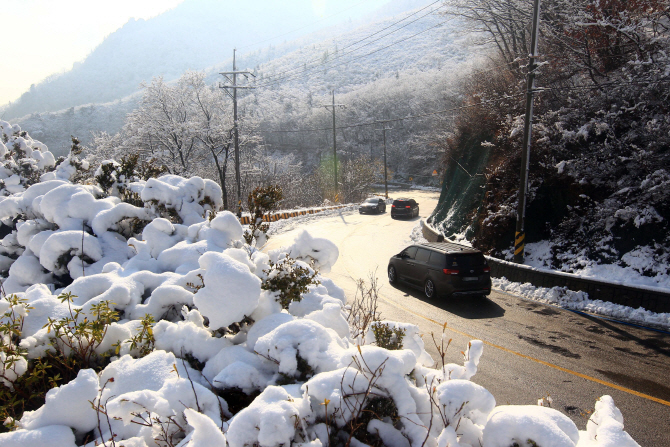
[94,152,167,203]
[244,184,283,248]
[261,253,320,310]
[0,121,57,195]
[0,163,221,291]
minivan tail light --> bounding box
[483,266,491,273]
[405,205,411,208]
[392,205,396,207]
[443,268,459,275]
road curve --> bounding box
[265,190,670,445]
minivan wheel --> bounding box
[424,279,436,298]
[388,265,397,284]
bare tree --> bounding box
[182,71,236,210]
[123,76,204,175]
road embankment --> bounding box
[421,222,670,314]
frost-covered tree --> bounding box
[123,75,204,174]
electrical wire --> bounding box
[254,2,446,88]
[256,16,452,89]
[255,0,443,85]
[236,0,382,51]
[258,92,524,133]
[256,74,668,134]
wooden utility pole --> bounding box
[320,91,345,196]
[375,120,393,199]
[514,0,541,264]
[220,49,255,216]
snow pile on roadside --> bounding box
[523,241,670,291]
[268,204,359,235]
[0,121,640,447]
[493,277,670,330]
[409,221,430,244]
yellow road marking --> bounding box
[386,298,670,407]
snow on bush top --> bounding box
[0,121,639,446]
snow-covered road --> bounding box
[266,190,670,446]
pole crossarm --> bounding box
[315,91,346,195]
[218,49,257,217]
[374,121,392,199]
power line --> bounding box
[255,1,443,86]
[337,0,443,54]
[253,75,667,135]
[256,17,452,90]
[258,92,525,133]
[255,3,447,88]
[236,0,382,51]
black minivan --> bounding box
[388,242,491,298]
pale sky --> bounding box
[0,0,185,105]
[0,0,388,106]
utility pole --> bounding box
[320,91,345,196]
[220,49,255,217]
[514,0,542,264]
[375,120,393,199]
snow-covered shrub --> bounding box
[94,153,168,216]
[95,153,167,197]
[482,405,580,447]
[370,321,406,350]
[261,253,320,310]
[584,395,639,446]
[0,121,57,196]
[42,292,119,368]
[243,184,283,248]
[0,132,223,291]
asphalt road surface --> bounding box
[266,190,670,446]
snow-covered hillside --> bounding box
[0,121,640,446]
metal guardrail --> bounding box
[421,221,670,313]
[238,204,351,225]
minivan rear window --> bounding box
[447,253,486,268]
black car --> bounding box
[390,198,419,219]
[359,197,386,214]
[387,242,491,299]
